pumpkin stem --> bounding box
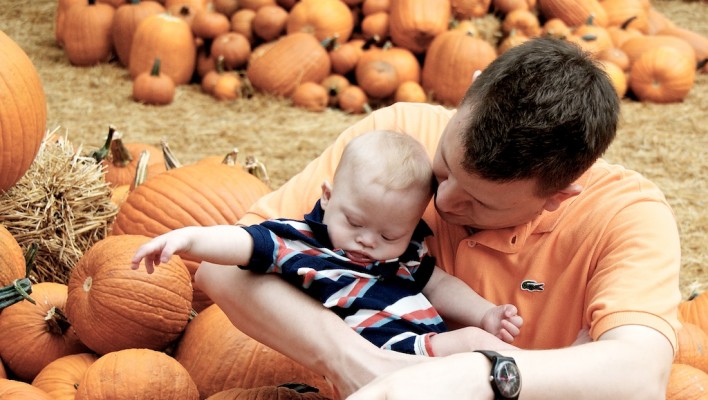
[133,150,151,188]
[363,35,381,50]
[129,0,140,4]
[585,14,596,26]
[161,139,183,169]
[90,125,117,163]
[220,148,240,165]
[0,278,34,310]
[321,34,339,51]
[581,33,598,42]
[88,0,96,5]
[620,16,638,30]
[45,306,72,335]
[109,131,134,167]
[697,58,708,70]
[244,155,271,187]
[279,383,320,393]
[151,58,162,77]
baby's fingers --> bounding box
[501,319,521,337]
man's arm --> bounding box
[348,325,674,400]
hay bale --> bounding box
[0,130,118,284]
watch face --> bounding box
[494,359,521,397]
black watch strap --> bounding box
[474,350,521,400]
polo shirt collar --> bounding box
[302,200,335,249]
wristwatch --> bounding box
[474,350,521,400]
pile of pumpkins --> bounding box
[54,0,708,110]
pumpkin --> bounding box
[666,363,708,400]
[0,225,25,286]
[173,304,334,399]
[597,60,627,99]
[337,85,370,114]
[132,58,176,105]
[206,384,333,400]
[0,282,88,382]
[536,0,608,28]
[679,291,708,333]
[247,32,331,97]
[286,0,355,44]
[645,6,674,36]
[620,34,695,68]
[213,71,244,101]
[356,40,421,97]
[394,80,427,103]
[238,0,277,9]
[320,73,351,106]
[422,29,497,106]
[211,32,251,69]
[164,0,210,13]
[230,9,257,43]
[192,7,232,39]
[659,25,708,68]
[31,353,98,400]
[362,0,391,15]
[501,9,541,38]
[0,379,53,400]
[112,0,166,67]
[497,30,529,55]
[109,161,271,311]
[92,127,166,188]
[541,17,571,39]
[65,234,193,355]
[450,0,491,19]
[360,11,390,40]
[389,0,451,54]
[492,0,535,14]
[600,0,649,34]
[628,46,696,103]
[328,38,366,75]
[55,0,84,47]
[62,0,116,66]
[129,13,197,85]
[0,31,47,193]
[674,323,708,373]
[75,348,199,399]
[252,4,289,42]
[596,47,630,71]
[292,82,329,112]
[571,15,613,54]
[213,0,240,16]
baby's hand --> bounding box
[481,304,523,344]
[131,231,191,274]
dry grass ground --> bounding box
[1,0,706,297]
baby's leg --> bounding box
[429,327,518,357]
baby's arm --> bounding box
[131,225,254,273]
[422,267,523,343]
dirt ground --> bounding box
[1,0,706,297]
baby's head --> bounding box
[320,130,434,264]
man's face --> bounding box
[431,110,550,230]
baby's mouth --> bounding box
[345,251,373,264]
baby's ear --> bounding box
[320,181,333,208]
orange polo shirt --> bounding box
[239,102,681,352]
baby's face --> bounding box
[321,182,428,264]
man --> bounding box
[195,37,681,399]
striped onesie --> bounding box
[241,201,447,356]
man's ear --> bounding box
[543,183,583,212]
[320,181,333,209]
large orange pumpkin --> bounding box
[628,46,696,103]
[0,225,25,286]
[65,235,193,355]
[666,363,708,400]
[0,379,53,400]
[389,0,451,54]
[129,13,197,85]
[679,291,708,334]
[286,0,354,44]
[422,29,497,106]
[0,31,47,193]
[674,323,708,373]
[75,348,199,399]
[173,304,334,399]
[207,384,333,400]
[31,353,98,400]
[109,161,271,311]
[536,0,608,28]
[0,282,88,382]
[247,32,331,97]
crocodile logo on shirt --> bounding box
[521,279,545,292]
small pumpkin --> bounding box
[31,353,98,400]
[328,38,366,75]
[394,80,427,103]
[0,31,47,193]
[536,0,608,28]
[252,4,289,42]
[337,85,370,114]
[666,363,708,400]
[0,282,88,382]
[132,58,176,106]
[320,73,351,106]
[192,6,232,39]
[75,348,199,399]
[292,82,329,112]
[65,235,193,355]
[501,9,541,38]
[360,11,390,40]
[230,8,257,43]
[597,60,627,99]
[0,379,53,400]
[211,32,251,70]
